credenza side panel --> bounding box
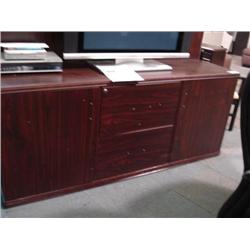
[171,78,237,161]
[2,88,96,202]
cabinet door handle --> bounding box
[103,88,109,94]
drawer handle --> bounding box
[131,107,136,111]
[148,105,152,109]
[103,88,109,94]
[137,122,142,127]
[126,151,131,156]
[142,148,147,152]
[158,103,163,107]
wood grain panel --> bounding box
[94,127,173,180]
[100,83,181,136]
[171,78,237,161]
[2,88,96,201]
[189,32,203,59]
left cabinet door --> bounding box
[2,88,98,205]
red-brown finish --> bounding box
[201,44,227,66]
[94,126,174,180]
[1,59,237,93]
[4,150,219,208]
[1,68,109,93]
[1,59,239,207]
[2,88,99,201]
[100,83,181,136]
[171,78,237,161]
[189,32,204,59]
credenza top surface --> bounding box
[1,59,239,93]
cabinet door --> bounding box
[2,88,98,202]
[171,78,237,161]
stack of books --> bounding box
[0,42,49,60]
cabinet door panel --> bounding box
[2,89,95,201]
[171,78,237,161]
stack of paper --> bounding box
[94,64,144,83]
[0,43,49,60]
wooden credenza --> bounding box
[1,59,238,207]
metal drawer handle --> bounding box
[103,88,109,94]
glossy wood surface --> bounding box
[171,78,237,161]
[1,58,239,207]
[2,88,98,201]
[201,44,227,66]
[1,59,237,93]
[189,32,203,59]
[100,83,181,136]
[95,126,174,180]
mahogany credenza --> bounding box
[1,59,239,207]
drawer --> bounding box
[100,83,181,136]
[94,126,173,180]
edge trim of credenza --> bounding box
[2,150,219,208]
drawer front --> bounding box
[100,83,181,136]
[94,126,173,180]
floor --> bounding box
[1,56,249,218]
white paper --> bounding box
[0,42,49,49]
[95,64,144,82]
[4,49,47,54]
[227,70,240,74]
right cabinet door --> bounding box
[171,78,237,161]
